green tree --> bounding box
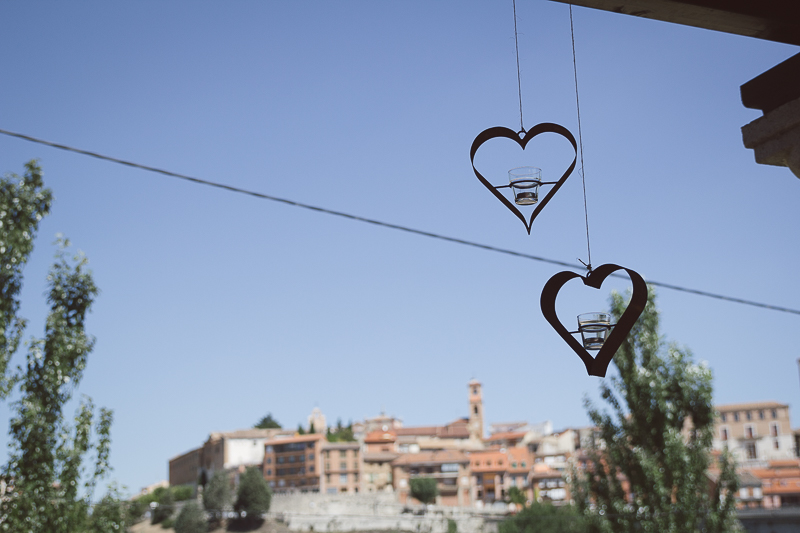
[572,288,739,533]
[203,470,232,524]
[254,413,281,429]
[0,161,115,533]
[174,501,207,533]
[172,485,195,501]
[232,466,271,529]
[152,487,174,525]
[409,477,438,504]
[85,485,129,533]
[507,486,527,506]
[499,502,587,533]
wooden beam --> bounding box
[550,0,800,46]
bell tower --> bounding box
[468,379,484,441]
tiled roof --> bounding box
[715,401,788,412]
[391,450,469,466]
[264,433,324,446]
[365,430,396,443]
[210,428,288,440]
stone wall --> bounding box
[268,492,506,533]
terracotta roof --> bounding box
[391,450,469,466]
[395,426,438,437]
[365,430,396,443]
[264,433,324,446]
[209,428,286,440]
[715,401,788,412]
[394,423,470,439]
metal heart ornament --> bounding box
[540,264,647,377]
[470,123,577,234]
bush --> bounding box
[230,467,271,530]
[498,502,587,533]
[151,488,174,525]
[86,486,128,533]
[161,516,175,529]
[447,518,458,533]
[175,501,207,533]
[204,470,232,525]
[409,477,438,505]
[173,485,195,501]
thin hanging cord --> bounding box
[570,5,592,271]
[512,0,525,133]
[2,126,800,316]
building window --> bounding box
[721,428,729,441]
[474,406,479,415]
[746,442,757,459]
[772,409,778,419]
[340,474,348,484]
[746,411,752,421]
[340,450,346,458]
[326,474,331,483]
[340,462,347,470]
[266,458,272,464]
[745,425,755,439]
[774,439,780,450]
[770,423,780,437]
[721,413,727,422]
[267,469,272,476]
[759,410,765,420]
[309,453,315,461]
[734,413,740,422]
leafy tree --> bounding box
[507,486,526,506]
[0,162,115,533]
[85,484,129,533]
[152,486,175,525]
[572,288,739,533]
[0,160,52,398]
[203,470,232,524]
[326,420,355,442]
[409,477,438,504]
[127,496,149,525]
[172,484,195,501]
[499,502,587,533]
[174,501,207,533]
[297,424,306,435]
[231,466,271,529]
[254,413,281,429]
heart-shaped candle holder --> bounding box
[539,264,647,377]
[470,123,577,234]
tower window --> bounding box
[474,406,478,415]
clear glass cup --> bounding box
[508,167,542,205]
[578,312,611,350]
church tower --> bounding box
[468,379,484,441]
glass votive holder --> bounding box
[577,312,611,351]
[508,166,542,206]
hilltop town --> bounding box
[164,380,800,512]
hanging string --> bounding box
[570,5,592,271]
[512,0,525,133]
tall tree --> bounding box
[0,162,116,532]
[572,288,739,533]
[232,466,272,529]
[254,413,281,429]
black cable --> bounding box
[1,127,798,316]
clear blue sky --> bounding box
[0,2,797,497]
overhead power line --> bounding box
[1,127,798,316]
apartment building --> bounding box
[322,442,362,494]
[263,433,325,492]
[392,450,472,506]
[469,447,532,504]
[169,427,287,488]
[713,402,795,464]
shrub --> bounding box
[151,488,174,525]
[175,501,207,533]
[172,485,195,501]
[409,477,438,505]
[231,467,271,529]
